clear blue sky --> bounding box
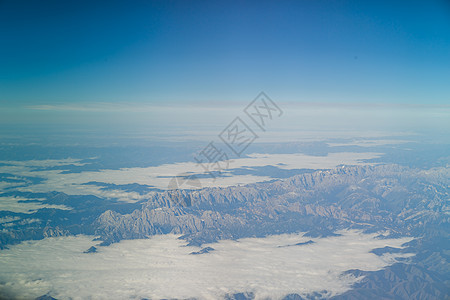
[1,0,449,105]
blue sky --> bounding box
[1,0,449,106]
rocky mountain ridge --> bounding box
[95,164,449,246]
[91,164,449,299]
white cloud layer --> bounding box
[0,196,71,214]
[0,158,87,168]
[327,139,412,147]
[0,230,413,300]
[0,152,382,202]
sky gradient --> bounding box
[1,0,450,106]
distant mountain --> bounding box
[95,165,448,245]
[93,164,449,299]
[2,164,448,299]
